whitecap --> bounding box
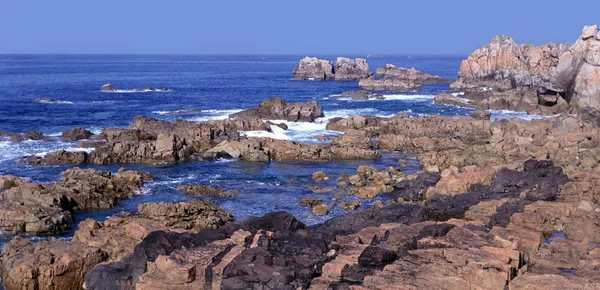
[102,89,170,93]
[451,92,465,97]
[187,109,243,122]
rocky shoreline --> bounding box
[1,26,600,290]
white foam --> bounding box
[336,94,435,102]
[328,94,342,97]
[152,109,202,115]
[102,89,170,93]
[187,109,243,122]
[56,101,74,104]
[0,140,81,163]
[488,110,557,121]
[451,92,465,97]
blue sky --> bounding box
[1,0,598,54]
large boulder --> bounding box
[553,25,600,113]
[292,57,334,81]
[334,57,372,81]
[229,97,324,122]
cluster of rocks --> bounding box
[2,127,94,143]
[4,156,596,289]
[22,98,381,166]
[440,25,600,115]
[0,168,152,235]
[292,57,372,81]
[293,57,449,92]
[100,83,169,92]
[340,90,384,101]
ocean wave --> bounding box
[152,109,203,115]
[0,140,83,163]
[37,100,73,104]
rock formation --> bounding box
[334,57,372,81]
[292,57,335,81]
[61,127,94,141]
[292,57,373,81]
[553,25,600,113]
[447,26,600,115]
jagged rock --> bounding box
[553,25,600,113]
[451,35,568,91]
[229,97,324,122]
[292,57,334,81]
[334,57,372,81]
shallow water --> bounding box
[0,54,539,250]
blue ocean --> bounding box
[0,54,532,248]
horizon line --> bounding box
[0,52,470,57]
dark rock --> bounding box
[62,127,94,141]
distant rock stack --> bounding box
[292,57,335,81]
[292,57,372,81]
[334,57,372,81]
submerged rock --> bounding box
[33,97,55,103]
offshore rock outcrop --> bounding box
[375,64,448,84]
[334,57,372,81]
[229,97,324,122]
[358,64,448,91]
[292,57,372,81]
[292,57,335,81]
